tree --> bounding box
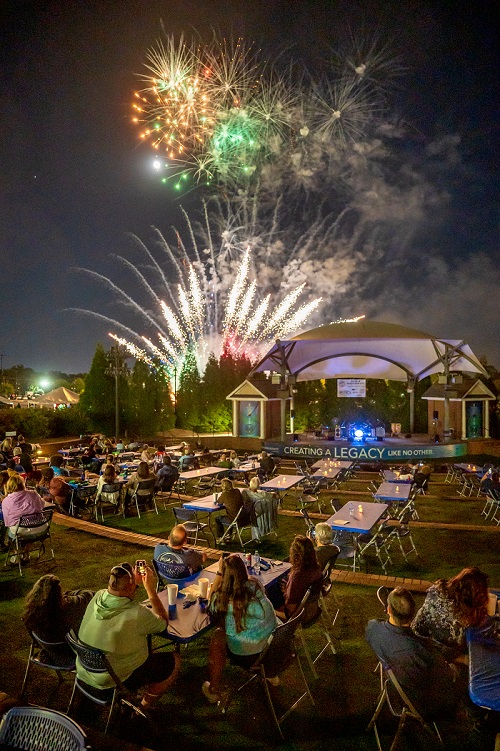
[79,344,116,433]
[176,348,202,429]
[127,360,174,437]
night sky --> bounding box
[1,0,498,376]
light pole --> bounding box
[105,345,128,439]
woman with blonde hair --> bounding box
[202,554,277,703]
[22,574,94,641]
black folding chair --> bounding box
[0,706,89,751]
[4,509,54,576]
[172,507,211,546]
[221,609,315,739]
[66,631,147,734]
[69,485,97,518]
[128,478,158,518]
[21,630,76,703]
[367,665,444,751]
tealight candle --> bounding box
[358,504,363,513]
[396,485,400,492]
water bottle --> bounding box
[253,551,261,574]
[348,502,354,516]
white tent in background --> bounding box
[250,319,487,440]
[32,387,80,407]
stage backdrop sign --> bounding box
[337,379,366,397]
[263,441,468,462]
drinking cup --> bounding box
[167,584,178,606]
[198,578,209,599]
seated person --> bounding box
[81,443,101,474]
[217,453,233,470]
[229,451,240,469]
[140,444,152,462]
[77,561,180,710]
[50,454,70,477]
[2,474,47,549]
[155,455,179,492]
[126,441,140,450]
[95,465,121,508]
[313,522,340,570]
[7,457,25,475]
[154,524,206,577]
[14,446,33,475]
[124,461,155,515]
[412,567,497,661]
[257,450,275,481]
[215,478,245,540]
[276,535,323,621]
[178,449,195,472]
[366,587,460,719]
[48,473,72,513]
[23,574,95,641]
[202,554,278,704]
[480,470,500,495]
[115,439,125,451]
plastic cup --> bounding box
[198,578,209,599]
[167,584,178,606]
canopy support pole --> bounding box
[407,377,416,435]
[443,345,451,442]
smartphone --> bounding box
[136,559,147,576]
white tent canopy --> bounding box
[252,320,486,382]
[32,387,80,406]
[251,320,487,438]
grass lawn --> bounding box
[1,463,500,750]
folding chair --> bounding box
[152,558,200,591]
[296,583,337,679]
[216,505,256,547]
[320,558,341,629]
[4,509,54,576]
[221,609,315,739]
[192,476,215,497]
[128,478,158,518]
[481,489,500,521]
[69,485,97,518]
[333,529,359,572]
[488,490,500,525]
[0,705,88,751]
[299,508,315,537]
[392,512,419,561]
[164,478,188,506]
[172,507,211,546]
[21,630,76,703]
[357,520,394,574]
[444,464,456,483]
[66,631,147,734]
[367,665,444,751]
[94,482,121,522]
[297,488,323,514]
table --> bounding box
[310,466,343,481]
[382,470,413,484]
[373,482,412,503]
[232,461,259,474]
[454,463,484,475]
[58,447,85,458]
[311,459,353,471]
[325,501,389,534]
[179,467,223,480]
[182,494,224,539]
[204,554,291,591]
[260,475,304,494]
[155,573,213,645]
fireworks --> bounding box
[132,32,395,186]
[70,207,323,379]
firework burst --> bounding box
[133,31,400,187]
[69,208,322,379]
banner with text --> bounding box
[263,441,468,462]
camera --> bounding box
[136,560,147,576]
